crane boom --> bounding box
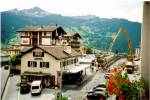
[109,27,133,61]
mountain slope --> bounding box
[1,7,141,52]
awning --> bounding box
[66,64,90,73]
[23,71,51,76]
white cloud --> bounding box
[0,0,143,22]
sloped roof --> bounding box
[20,46,81,60]
[64,32,81,38]
[16,25,65,32]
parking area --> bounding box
[2,71,106,100]
[2,75,57,100]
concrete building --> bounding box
[141,1,150,99]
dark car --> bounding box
[87,83,107,100]
[87,92,106,100]
[93,84,106,89]
[20,83,30,94]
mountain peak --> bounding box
[73,15,98,20]
[7,6,50,17]
[30,6,44,12]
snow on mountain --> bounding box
[8,7,50,17]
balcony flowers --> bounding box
[106,68,144,100]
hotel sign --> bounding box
[34,58,43,60]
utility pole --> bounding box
[59,61,63,100]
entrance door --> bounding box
[32,38,38,46]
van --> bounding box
[31,80,42,95]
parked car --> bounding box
[87,83,107,100]
[20,83,30,94]
[87,92,106,100]
[93,83,106,89]
[31,80,42,96]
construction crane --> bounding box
[109,27,134,62]
[109,27,135,74]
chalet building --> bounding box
[19,45,89,87]
[64,32,81,52]
[2,44,21,57]
[17,25,67,48]
[17,25,88,87]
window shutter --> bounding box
[47,63,49,68]
[40,62,42,68]
[28,61,30,67]
[34,62,37,67]
[33,52,35,56]
[42,52,44,57]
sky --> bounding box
[0,0,143,22]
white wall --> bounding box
[141,1,150,98]
[42,38,51,45]
[21,48,60,83]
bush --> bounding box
[56,96,68,100]
[86,47,93,54]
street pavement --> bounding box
[2,75,20,100]
[1,66,10,97]
[63,71,106,100]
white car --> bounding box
[31,80,42,95]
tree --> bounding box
[86,47,93,54]
[11,54,20,66]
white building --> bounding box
[20,45,88,87]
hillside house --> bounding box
[64,32,81,52]
[17,25,67,48]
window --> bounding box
[44,32,47,36]
[67,60,69,65]
[60,61,66,67]
[74,58,76,63]
[71,59,73,64]
[74,58,78,64]
[33,52,44,57]
[28,61,37,67]
[63,61,66,67]
[76,58,78,63]
[25,32,28,36]
[40,62,49,68]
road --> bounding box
[2,75,20,100]
[63,72,106,100]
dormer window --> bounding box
[33,52,44,57]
